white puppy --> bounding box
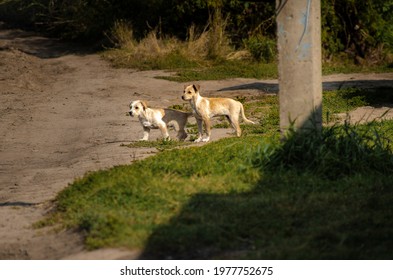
[181,84,255,142]
[129,100,191,141]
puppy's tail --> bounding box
[240,104,255,124]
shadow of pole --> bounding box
[138,104,393,259]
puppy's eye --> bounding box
[135,106,139,109]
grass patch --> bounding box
[159,60,278,82]
[45,122,393,259]
[48,137,263,250]
[102,48,199,71]
[322,87,393,123]
[322,62,393,76]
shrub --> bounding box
[243,34,276,63]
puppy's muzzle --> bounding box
[129,111,134,117]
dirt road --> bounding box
[1,26,392,259]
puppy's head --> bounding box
[129,100,148,117]
[182,84,200,101]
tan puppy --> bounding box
[129,100,191,141]
[181,84,255,142]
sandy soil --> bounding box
[1,26,393,259]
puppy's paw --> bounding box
[194,137,203,143]
[202,137,210,142]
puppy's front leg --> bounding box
[202,117,211,142]
[141,126,150,141]
[194,118,204,142]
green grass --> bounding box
[159,60,278,82]
[48,137,264,250]
[173,62,393,82]
[41,87,393,259]
[102,48,199,71]
[322,62,393,76]
[165,62,393,82]
[102,46,393,82]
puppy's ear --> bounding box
[192,84,200,92]
[141,101,148,111]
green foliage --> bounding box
[1,0,392,63]
[243,34,276,63]
[321,0,393,62]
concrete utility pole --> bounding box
[276,0,322,135]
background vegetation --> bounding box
[1,0,393,66]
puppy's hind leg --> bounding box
[194,118,204,142]
[176,131,187,141]
[176,118,188,141]
[228,114,242,137]
[158,121,170,140]
[177,127,188,141]
[202,117,211,142]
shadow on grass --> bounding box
[139,172,393,260]
[139,121,393,260]
[339,86,393,108]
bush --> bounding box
[243,34,276,63]
[321,0,393,63]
